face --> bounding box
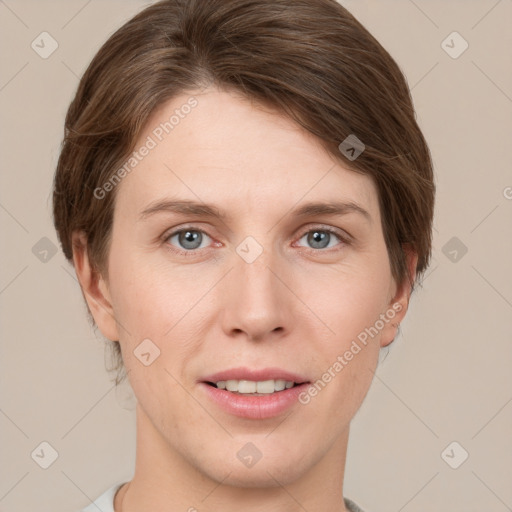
[77,87,413,488]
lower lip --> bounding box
[199,382,309,420]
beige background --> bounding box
[1,0,511,511]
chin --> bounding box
[194,443,316,489]
[210,462,307,489]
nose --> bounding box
[220,249,291,342]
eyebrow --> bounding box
[138,199,371,223]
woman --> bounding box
[52,0,435,510]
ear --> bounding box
[71,230,120,342]
[380,246,418,348]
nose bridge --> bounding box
[238,252,277,301]
[222,242,289,340]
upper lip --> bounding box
[201,367,309,384]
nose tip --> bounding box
[221,256,289,342]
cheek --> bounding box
[309,261,392,344]
[300,260,391,398]
[107,251,214,390]
[108,260,199,414]
[296,259,392,419]
[108,249,196,337]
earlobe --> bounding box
[71,231,120,342]
[380,246,418,348]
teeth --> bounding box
[274,379,286,391]
[216,379,296,394]
[239,380,257,393]
[226,380,238,392]
[256,380,273,393]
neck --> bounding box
[116,404,351,512]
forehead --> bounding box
[113,87,379,222]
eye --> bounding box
[165,228,212,251]
[296,228,345,250]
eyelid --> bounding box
[297,223,351,238]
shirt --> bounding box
[81,483,367,512]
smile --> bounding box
[208,379,299,395]
[200,367,310,419]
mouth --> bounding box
[199,368,310,419]
[204,379,304,396]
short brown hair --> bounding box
[53,0,435,379]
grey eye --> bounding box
[298,230,340,250]
[168,230,210,250]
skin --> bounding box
[72,86,417,512]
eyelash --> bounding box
[161,224,351,257]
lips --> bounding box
[199,367,310,419]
